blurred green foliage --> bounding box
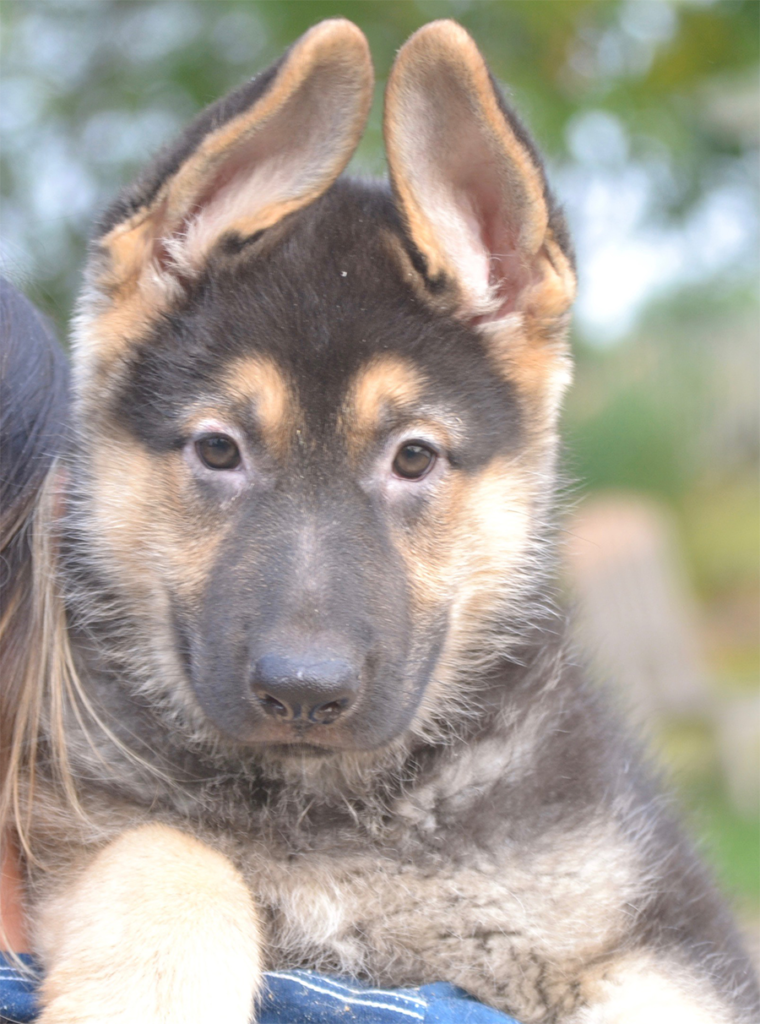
[683,477,760,601]
[656,715,760,912]
[567,285,759,510]
[1,0,758,328]
[697,781,760,909]
[569,274,758,500]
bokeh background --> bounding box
[1,0,758,935]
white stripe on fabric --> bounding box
[267,971,427,1008]
[266,972,425,1019]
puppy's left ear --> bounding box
[384,21,575,326]
[90,19,373,300]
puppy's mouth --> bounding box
[252,741,336,759]
[235,712,384,752]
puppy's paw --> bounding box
[35,824,262,1024]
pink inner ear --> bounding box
[431,106,539,319]
[461,161,536,320]
[191,142,264,219]
[161,114,321,274]
[150,139,274,280]
[390,59,546,322]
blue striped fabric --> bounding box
[259,970,518,1022]
[0,952,520,1023]
[0,954,37,1024]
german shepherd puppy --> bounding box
[1,19,757,1024]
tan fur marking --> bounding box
[380,230,572,434]
[345,355,425,442]
[440,459,533,635]
[407,456,533,610]
[36,824,262,1024]
[392,456,536,735]
[97,212,161,298]
[481,312,573,426]
[222,355,294,454]
[527,231,578,316]
[73,257,180,376]
[88,434,229,603]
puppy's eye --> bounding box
[196,434,241,470]
[392,442,436,480]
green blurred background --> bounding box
[1,0,758,931]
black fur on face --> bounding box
[101,183,526,751]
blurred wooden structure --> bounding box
[565,493,759,818]
[716,694,760,819]
[565,494,708,718]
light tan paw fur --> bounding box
[35,824,262,1024]
[575,953,733,1024]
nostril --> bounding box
[309,698,349,725]
[254,691,292,720]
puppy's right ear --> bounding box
[84,19,372,342]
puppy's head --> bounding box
[70,20,575,756]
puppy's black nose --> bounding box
[251,654,358,724]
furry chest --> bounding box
[243,837,634,1021]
